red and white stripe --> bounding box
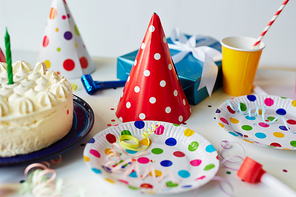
[253,0,289,48]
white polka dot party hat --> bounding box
[37,0,95,79]
[116,13,191,124]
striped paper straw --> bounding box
[252,0,289,48]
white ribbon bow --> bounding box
[168,28,222,97]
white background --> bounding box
[0,0,295,69]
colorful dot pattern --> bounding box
[37,0,95,79]
[115,14,191,125]
[83,121,219,194]
[216,95,296,150]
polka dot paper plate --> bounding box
[216,95,296,150]
[83,121,219,194]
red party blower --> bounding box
[237,157,296,197]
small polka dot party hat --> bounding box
[0,48,5,63]
[37,0,95,79]
[116,13,191,124]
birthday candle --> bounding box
[4,28,13,85]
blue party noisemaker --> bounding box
[81,74,126,95]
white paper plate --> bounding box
[83,121,219,194]
[216,95,296,150]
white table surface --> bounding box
[0,52,295,197]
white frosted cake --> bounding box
[0,61,73,157]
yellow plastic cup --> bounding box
[220,37,265,96]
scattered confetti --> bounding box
[71,83,78,91]
[50,155,62,164]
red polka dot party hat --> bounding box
[0,48,5,63]
[116,13,191,124]
[37,0,95,79]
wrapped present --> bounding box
[117,28,222,105]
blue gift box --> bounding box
[117,35,222,105]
